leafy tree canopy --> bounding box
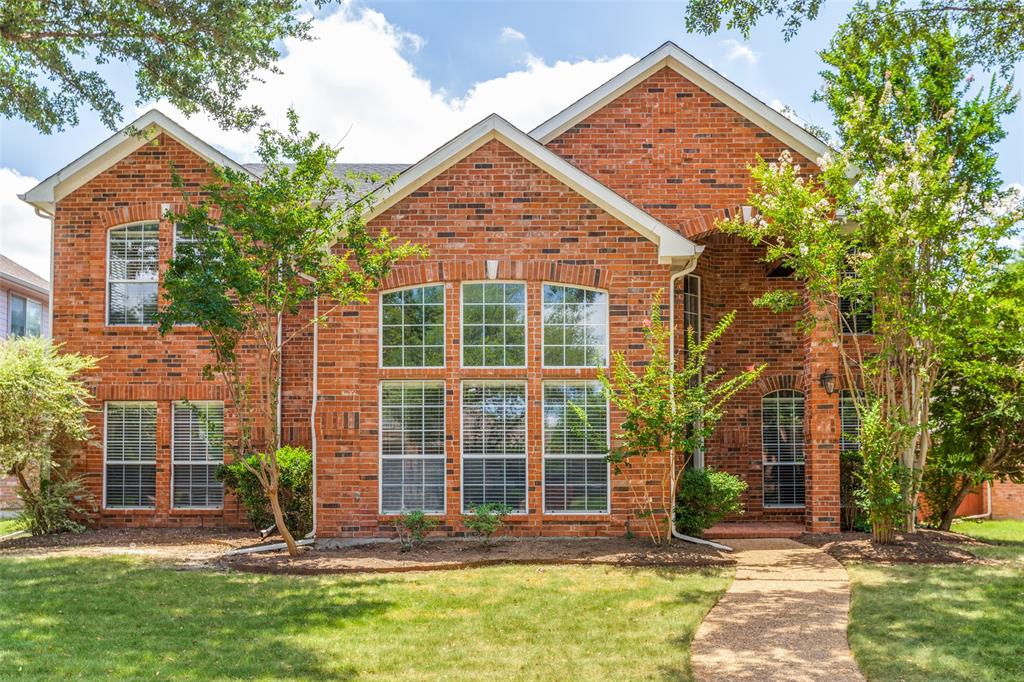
[0,0,316,133]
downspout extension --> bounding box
[959,480,993,521]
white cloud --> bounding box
[721,39,759,66]
[0,168,49,280]
[500,26,526,42]
[139,6,636,162]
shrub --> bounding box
[218,446,312,537]
[395,511,438,551]
[674,468,747,536]
[464,503,511,544]
[18,474,94,535]
[854,400,914,544]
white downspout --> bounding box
[34,207,55,337]
[668,258,733,552]
[959,481,993,521]
[306,296,319,539]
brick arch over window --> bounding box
[380,260,613,291]
[101,204,165,229]
[754,374,804,396]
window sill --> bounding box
[762,504,806,509]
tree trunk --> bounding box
[938,482,974,532]
[872,518,895,544]
[268,484,301,556]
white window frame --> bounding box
[102,401,158,510]
[378,283,447,369]
[378,380,447,515]
[540,282,610,369]
[459,281,527,369]
[459,380,529,514]
[541,380,611,515]
[761,389,806,509]
[170,401,225,510]
[8,292,43,337]
[106,222,160,327]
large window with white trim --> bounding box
[107,223,159,325]
[105,402,157,508]
[380,381,446,513]
[461,381,527,512]
[172,402,225,509]
[542,284,608,367]
[543,381,609,513]
[381,285,445,367]
[762,390,805,507]
[462,283,526,367]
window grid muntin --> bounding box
[380,381,446,514]
[461,381,528,513]
[762,389,806,508]
[104,402,157,509]
[542,381,610,514]
[171,402,225,509]
[381,285,445,368]
[107,223,159,326]
[461,282,526,368]
[541,284,609,368]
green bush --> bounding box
[217,446,312,537]
[18,474,94,535]
[464,503,512,544]
[674,468,747,536]
[395,511,439,551]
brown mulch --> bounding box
[0,528,261,564]
[799,529,992,565]
[220,537,736,575]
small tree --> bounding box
[0,337,98,531]
[595,294,763,544]
[159,110,424,556]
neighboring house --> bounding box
[21,42,859,536]
[954,482,1024,520]
[0,254,50,515]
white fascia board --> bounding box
[20,109,252,215]
[363,113,701,260]
[530,42,832,164]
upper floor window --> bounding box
[9,294,42,337]
[542,285,608,367]
[107,223,159,326]
[381,285,445,367]
[172,402,225,509]
[462,283,526,367]
[762,389,805,507]
[840,258,873,335]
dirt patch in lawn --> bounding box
[799,529,994,565]
[0,528,261,565]
[220,537,735,575]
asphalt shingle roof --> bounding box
[243,163,409,204]
[0,254,48,292]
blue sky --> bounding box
[1,1,1021,278]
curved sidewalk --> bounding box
[691,538,864,682]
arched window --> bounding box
[107,223,159,325]
[762,389,805,507]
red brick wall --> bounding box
[52,134,246,528]
[0,476,19,513]
[991,481,1024,519]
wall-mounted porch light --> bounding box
[818,370,838,395]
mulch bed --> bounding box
[799,529,992,565]
[220,537,736,575]
[0,528,260,564]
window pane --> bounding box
[380,381,445,513]
[9,295,26,336]
[461,382,527,512]
[107,224,159,326]
[542,285,608,367]
[839,390,862,453]
[762,390,805,506]
[172,402,224,509]
[25,300,42,336]
[105,403,157,508]
[462,283,525,367]
[380,285,444,367]
[543,381,609,513]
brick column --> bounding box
[802,298,841,533]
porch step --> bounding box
[703,522,805,540]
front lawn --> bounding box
[0,556,729,680]
[848,520,1024,682]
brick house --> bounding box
[21,42,864,536]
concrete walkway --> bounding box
[691,538,864,682]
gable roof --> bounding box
[21,109,252,215]
[530,41,831,163]
[361,114,702,263]
[0,254,49,295]
[244,162,409,203]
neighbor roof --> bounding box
[0,254,49,295]
[243,163,409,203]
[530,41,831,163]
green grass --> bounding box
[848,520,1024,682]
[0,518,24,535]
[0,557,730,681]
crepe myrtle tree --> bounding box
[158,110,425,556]
[717,13,1022,534]
[591,294,763,544]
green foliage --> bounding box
[1,0,314,133]
[674,468,747,536]
[920,448,984,528]
[395,511,439,551]
[217,446,312,537]
[17,474,94,535]
[464,504,512,544]
[593,292,763,543]
[853,400,914,543]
